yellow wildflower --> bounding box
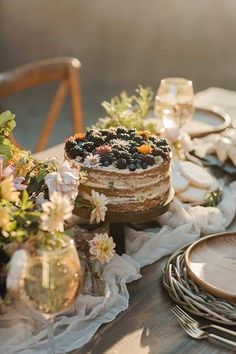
[0,175,20,202]
[9,148,35,177]
[137,144,153,155]
[0,207,11,231]
[138,130,151,139]
[71,132,85,141]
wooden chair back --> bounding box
[0,57,84,152]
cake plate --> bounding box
[73,188,174,255]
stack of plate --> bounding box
[163,232,236,325]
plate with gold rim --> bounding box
[185,232,236,302]
[182,105,231,138]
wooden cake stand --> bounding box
[74,188,174,255]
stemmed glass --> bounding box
[19,236,82,354]
[154,77,194,127]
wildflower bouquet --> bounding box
[0,111,114,299]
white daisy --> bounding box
[83,154,101,168]
[111,138,130,147]
[89,232,116,263]
[41,191,73,233]
[84,190,108,224]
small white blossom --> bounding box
[111,138,130,147]
[161,118,180,143]
[7,249,28,291]
[161,118,193,153]
[90,204,107,224]
[89,233,116,263]
[41,191,73,232]
[45,161,80,201]
[13,177,27,191]
[84,190,108,224]
[83,154,101,168]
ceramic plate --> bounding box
[185,232,236,302]
[193,153,236,176]
[183,105,231,138]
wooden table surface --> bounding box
[34,89,236,354]
[69,254,235,354]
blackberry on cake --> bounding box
[65,138,77,153]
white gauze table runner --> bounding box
[1,87,236,354]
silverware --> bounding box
[172,305,236,338]
[175,317,236,347]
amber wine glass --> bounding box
[154,77,194,127]
[20,237,82,354]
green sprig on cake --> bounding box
[93,86,157,134]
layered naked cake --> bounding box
[65,127,173,212]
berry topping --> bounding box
[106,153,114,162]
[105,132,117,142]
[66,126,171,170]
[83,142,95,152]
[161,146,172,153]
[118,151,131,161]
[116,127,127,134]
[142,154,155,165]
[152,148,163,156]
[65,138,77,152]
[133,152,143,160]
[128,164,136,171]
[89,134,104,146]
[116,158,127,169]
[102,160,111,167]
[156,138,168,146]
[68,145,82,159]
[118,133,130,141]
[133,135,143,144]
[141,162,148,169]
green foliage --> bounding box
[0,111,16,137]
[0,138,12,163]
[93,86,157,133]
[26,161,56,196]
[0,190,41,247]
[0,111,16,164]
[205,188,223,207]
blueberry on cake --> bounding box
[65,127,173,212]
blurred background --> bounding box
[0,0,236,150]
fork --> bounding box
[172,305,236,338]
[176,317,236,347]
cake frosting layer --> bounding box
[78,160,172,212]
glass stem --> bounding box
[46,316,55,354]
